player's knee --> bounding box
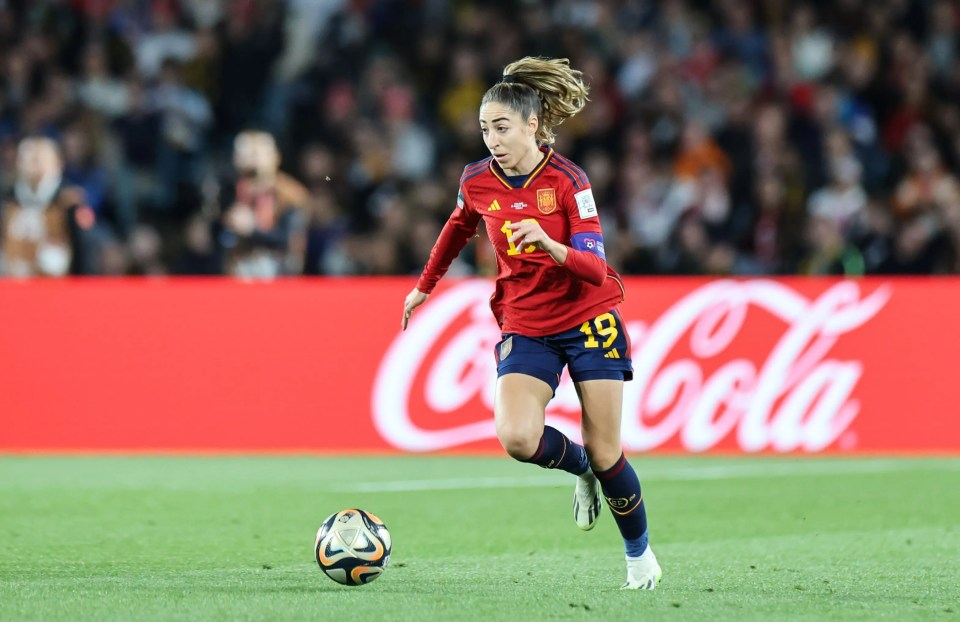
[497,423,541,462]
[584,442,621,472]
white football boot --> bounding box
[622,546,662,590]
[573,473,601,530]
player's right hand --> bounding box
[401,288,429,331]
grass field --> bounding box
[0,455,958,621]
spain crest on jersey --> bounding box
[537,188,557,214]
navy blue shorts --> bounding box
[494,309,633,393]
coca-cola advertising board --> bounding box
[0,278,957,454]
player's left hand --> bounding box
[505,220,555,253]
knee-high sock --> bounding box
[594,453,649,557]
[522,426,590,476]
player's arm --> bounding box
[558,235,607,285]
[506,185,607,286]
[402,186,481,330]
[414,192,480,294]
[558,184,608,285]
[504,224,606,285]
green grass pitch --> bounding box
[1,455,958,621]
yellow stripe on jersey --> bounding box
[489,163,512,189]
[487,147,555,189]
[522,149,553,188]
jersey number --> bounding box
[500,219,538,256]
[580,313,618,348]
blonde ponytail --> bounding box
[482,57,589,145]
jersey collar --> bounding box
[489,145,554,189]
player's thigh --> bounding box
[494,372,553,444]
[493,334,563,456]
[575,379,625,471]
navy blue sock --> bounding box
[594,453,649,557]
[522,426,590,476]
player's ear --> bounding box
[527,114,539,138]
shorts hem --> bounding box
[569,369,633,383]
[497,365,561,392]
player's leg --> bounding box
[493,373,550,460]
[495,372,596,531]
[566,308,660,588]
[577,379,661,590]
[494,335,590,478]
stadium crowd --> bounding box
[2,0,960,277]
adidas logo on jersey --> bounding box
[604,349,620,359]
[488,200,502,211]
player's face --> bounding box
[479,102,539,175]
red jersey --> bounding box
[417,146,625,336]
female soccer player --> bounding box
[401,57,661,590]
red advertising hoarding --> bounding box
[0,278,956,454]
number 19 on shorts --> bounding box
[579,312,618,348]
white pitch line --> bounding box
[330,459,960,493]
[339,475,570,493]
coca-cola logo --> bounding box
[372,280,891,453]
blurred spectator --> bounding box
[298,144,348,275]
[1,136,94,276]
[616,30,658,100]
[674,119,732,182]
[789,4,834,81]
[215,1,284,140]
[177,214,219,275]
[61,121,108,217]
[218,130,308,278]
[893,126,960,221]
[181,28,221,109]
[889,211,954,274]
[382,83,435,180]
[800,213,865,276]
[714,1,768,82]
[152,58,212,212]
[807,153,867,231]
[111,78,161,236]
[740,173,805,274]
[76,43,129,119]
[127,224,167,275]
[849,199,896,274]
[134,1,197,81]
[439,46,487,148]
[927,0,957,81]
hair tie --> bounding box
[501,75,517,84]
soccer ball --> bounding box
[315,508,392,586]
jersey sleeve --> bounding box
[415,180,481,294]
[558,180,608,286]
